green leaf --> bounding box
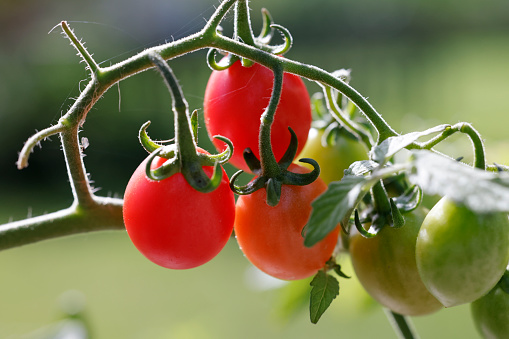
[371,124,450,164]
[344,160,380,176]
[304,175,369,247]
[409,150,509,213]
[309,271,339,324]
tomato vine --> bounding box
[2,0,509,338]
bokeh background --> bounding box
[1,0,509,337]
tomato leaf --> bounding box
[309,270,339,324]
[371,124,450,164]
[304,175,369,247]
[345,160,380,176]
[409,150,509,213]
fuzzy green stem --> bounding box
[259,64,284,177]
[0,197,123,251]
[61,21,100,74]
[209,35,398,143]
[324,86,373,150]
[411,122,486,170]
[7,0,401,250]
[17,122,66,169]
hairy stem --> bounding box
[0,197,123,251]
[6,0,402,250]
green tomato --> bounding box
[349,207,443,316]
[471,278,509,339]
[416,197,509,307]
[297,127,368,184]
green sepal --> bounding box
[144,147,179,181]
[138,120,175,156]
[256,8,274,45]
[393,184,422,212]
[230,171,266,195]
[242,147,262,174]
[206,48,238,71]
[389,198,405,228]
[354,209,379,239]
[265,177,282,207]
[284,158,320,186]
[198,135,234,166]
[268,24,293,55]
[277,127,299,170]
[182,160,223,193]
[190,109,199,143]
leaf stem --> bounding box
[412,122,486,170]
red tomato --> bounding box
[204,60,312,172]
[233,164,340,280]
[123,154,235,269]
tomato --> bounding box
[233,164,340,280]
[123,154,236,269]
[349,207,443,316]
[416,197,509,307]
[471,278,509,339]
[297,127,368,184]
[203,60,312,172]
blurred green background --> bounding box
[1,0,508,337]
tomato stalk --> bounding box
[229,63,320,206]
[323,85,374,150]
[141,53,233,193]
[384,309,420,339]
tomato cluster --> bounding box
[122,54,509,337]
[123,60,336,280]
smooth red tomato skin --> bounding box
[349,207,443,316]
[471,284,509,339]
[123,155,235,270]
[233,165,340,281]
[204,60,312,172]
[416,197,509,307]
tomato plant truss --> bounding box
[1,0,509,338]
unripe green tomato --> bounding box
[349,207,443,316]
[471,282,509,339]
[416,197,509,307]
[297,127,368,184]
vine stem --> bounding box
[410,122,486,170]
[384,309,420,339]
[259,63,284,177]
[4,0,399,250]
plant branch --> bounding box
[17,122,66,169]
[0,197,123,251]
[409,122,486,170]
[6,0,402,250]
